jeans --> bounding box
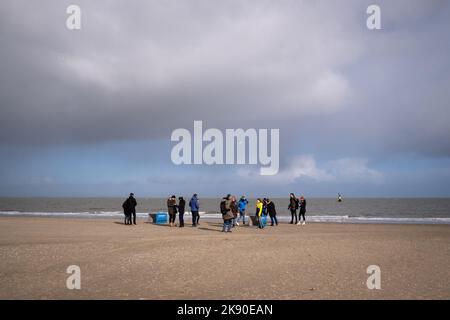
[290,209,297,224]
[179,213,184,227]
[223,219,232,232]
[238,210,246,224]
[191,211,199,226]
[258,216,265,229]
[270,215,278,226]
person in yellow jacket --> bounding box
[255,198,265,229]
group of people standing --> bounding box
[167,194,200,227]
[220,195,279,232]
[255,198,278,229]
[219,195,249,232]
[288,193,307,225]
[122,193,137,225]
[121,193,307,229]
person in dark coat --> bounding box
[122,198,131,225]
[267,199,278,226]
[262,198,269,216]
[230,196,239,227]
[129,193,137,225]
[122,193,137,225]
[288,193,298,224]
[298,196,307,226]
[178,197,186,228]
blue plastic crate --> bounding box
[154,212,168,224]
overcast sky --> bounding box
[1,0,450,197]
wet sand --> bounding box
[0,216,449,299]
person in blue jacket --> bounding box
[189,194,200,227]
[237,196,249,226]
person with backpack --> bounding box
[237,196,248,226]
[178,196,186,228]
[167,195,177,227]
[267,199,278,226]
[220,194,234,232]
[189,194,200,227]
[288,193,299,224]
[256,198,265,229]
[298,196,307,226]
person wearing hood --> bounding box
[167,195,177,227]
[178,196,186,228]
[237,196,249,226]
[189,194,200,227]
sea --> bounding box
[1,197,450,224]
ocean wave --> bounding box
[1,211,449,224]
[0,211,207,218]
[298,215,450,224]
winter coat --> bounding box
[189,196,199,212]
[288,197,298,210]
[167,198,177,215]
[221,198,234,220]
[122,196,137,215]
[238,198,248,212]
[230,201,239,218]
[299,199,306,213]
[178,199,186,215]
[267,201,277,217]
[256,200,263,217]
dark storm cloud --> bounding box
[0,0,449,159]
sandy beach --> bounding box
[0,216,449,300]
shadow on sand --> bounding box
[197,227,224,233]
[144,222,173,228]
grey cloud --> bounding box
[0,0,449,160]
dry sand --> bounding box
[0,216,449,299]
